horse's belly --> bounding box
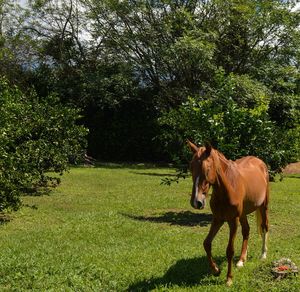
[243,188,266,215]
[242,202,259,215]
[241,170,267,209]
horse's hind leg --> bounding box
[259,204,269,260]
[260,174,270,260]
[237,216,249,267]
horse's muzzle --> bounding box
[196,199,205,209]
[191,195,206,210]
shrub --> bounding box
[159,72,299,177]
[0,78,87,211]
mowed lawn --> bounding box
[0,166,299,291]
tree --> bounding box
[85,0,300,106]
[1,0,298,165]
[159,71,299,175]
[0,0,30,87]
[0,78,87,211]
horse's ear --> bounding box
[204,141,212,155]
[187,140,198,154]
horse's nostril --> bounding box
[197,200,203,209]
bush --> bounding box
[0,78,87,211]
[159,72,299,176]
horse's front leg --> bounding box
[226,218,239,286]
[203,218,224,276]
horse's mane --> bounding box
[212,149,240,192]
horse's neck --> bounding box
[213,153,239,200]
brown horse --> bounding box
[187,141,269,286]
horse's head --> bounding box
[187,140,218,210]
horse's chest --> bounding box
[210,196,240,220]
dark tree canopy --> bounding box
[0,0,299,174]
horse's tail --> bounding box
[256,208,263,236]
[264,166,270,208]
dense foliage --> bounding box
[159,72,300,174]
[0,78,87,210]
[0,0,299,170]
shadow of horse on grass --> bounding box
[127,256,226,291]
[122,211,213,227]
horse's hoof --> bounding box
[236,260,244,268]
[212,267,221,276]
[226,278,233,287]
[260,253,267,260]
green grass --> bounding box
[0,166,299,291]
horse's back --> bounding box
[236,155,265,168]
[236,156,268,178]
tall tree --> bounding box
[0,0,28,86]
[84,0,300,107]
[2,0,299,163]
